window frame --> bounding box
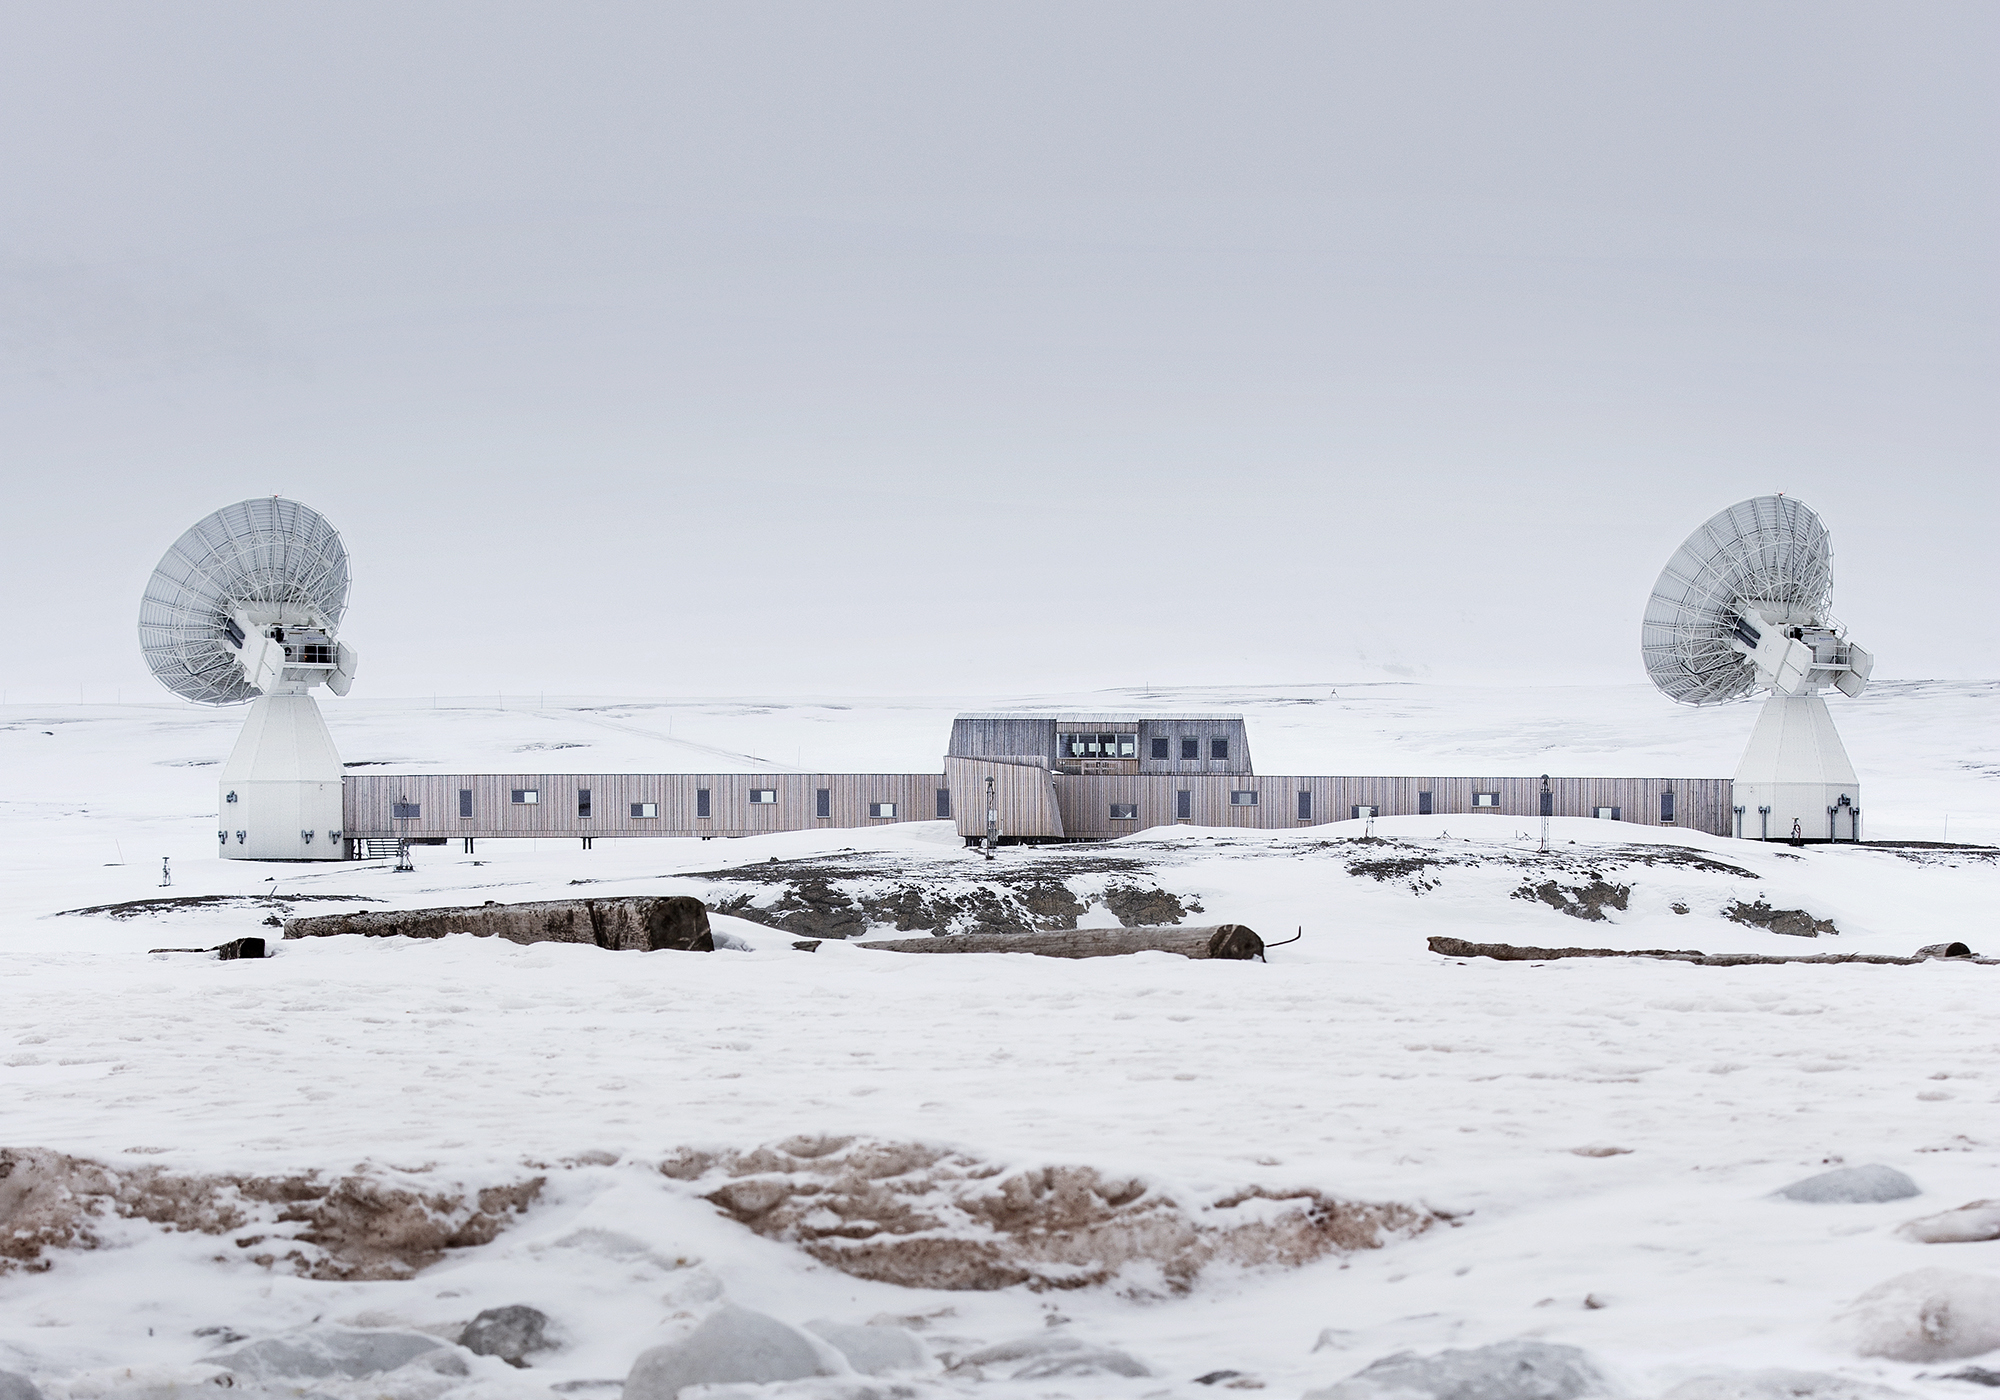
[815,788,832,819]
[458,789,473,819]
[1109,802,1139,821]
[631,801,658,819]
[696,788,711,819]
[935,788,952,819]
[1472,792,1499,808]
[1297,791,1312,821]
[510,788,539,806]
[748,789,778,805]
[1175,789,1192,820]
[1211,738,1230,761]
[868,801,898,819]
[1180,737,1200,761]
[1229,789,1258,807]
[577,787,592,820]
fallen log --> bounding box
[1427,936,1996,966]
[794,923,1263,960]
[284,896,712,951]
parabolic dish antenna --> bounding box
[1641,495,1872,842]
[139,498,352,706]
[138,497,359,861]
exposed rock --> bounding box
[1935,1368,2000,1387]
[1899,1200,2000,1244]
[283,896,712,951]
[948,1332,1149,1380]
[1836,1268,2000,1362]
[671,1136,1435,1294]
[1302,1340,1610,1400]
[1511,878,1630,922]
[1660,1371,1912,1399]
[804,1321,930,1375]
[458,1304,552,1367]
[1776,1165,1920,1204]
[1726,899,1837,938]
[621,1304,844,1400]
[211,1326,465,1380]
[0,1372,45,1400]
[1104,885,1190,927]
[0,1146,540,1278]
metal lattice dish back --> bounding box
[1641,495,1833,706]
[138,498,352,705]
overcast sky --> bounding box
[2,2,1993,704]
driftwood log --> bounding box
[795,923,1263,960]
[1427,936,1996,967]
[284,896,712,951]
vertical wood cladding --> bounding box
[349,770,1732,839]
[947,714,1252,775]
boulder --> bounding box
[1302,1340,1610,1400]
[1899,1200,2000,1244]
[1776,1165,1920,1204]
[211,1327,466,1380]
[1835,1268,2000,1362]
[622,1304,844,1400]
[948,1332,1150,1380]
[459,1304,551,1367]
[803,1321,929,1375]
[1659,1370,1912,1399]
[0,1372,45,1400]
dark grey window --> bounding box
[1594,806,1620,820]
[869,801,897,819]
[1297,791,1312,820]
[816,788,831,818]
[1351,804,1378,819]
[1180,737,1199,760]
[631,802,657,818]
[578,788,592,819]
[1230,789,1258,806]
[1150,737,1170,760]
[749,789,777,805]
[936,788,952,819]
[696,788,711,818]
[392,801,420,820]
[1660,790,1675,823]
[1176,789,1192,819]
[510,788,538,805]
[1418,791,1433,815]
[1211,738,1229,761]
[1473,792,1499,807]
[458,789,473,818]
[1109,803,1138,820]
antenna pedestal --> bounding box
[1732,694,1861,842]
[217,692,345,861]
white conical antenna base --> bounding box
[216,693,345,860]
[1732,694,1861,841]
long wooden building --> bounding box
[343,711,1736,850]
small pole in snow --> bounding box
[1539,774,1552,854]
[982,775,999,860]
[159,856,172,888]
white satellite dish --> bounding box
[1642,495,1872,841]
[139,498,360,860]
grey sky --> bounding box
[2,2,1993,702]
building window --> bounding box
[1109,803,1138,820]
[1418,791,1433,815]
[1211,738,1230,761]
[1150,737,1170,760]
[869,802,897,819]
[1473,792,1498,807]
[578,788,592,819]
[511,789,539,805]
[1594,806,1620,820]
[1176,789,1192,820]
[631,802,657,818]
[1660,791,1675,823]
[458,789,473,818]
[392,801,420,820]
[1180,738,1199,761]
[696,788,711,818]
[1352,804,1378,819]
[1230,790,1258,807]
[749,789,777,805]
[1297,791,1312,820]
[816,788,831,818]
[936,788,952,819]
[1060,733,1137,760]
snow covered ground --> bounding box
[4,682,1999,1399]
